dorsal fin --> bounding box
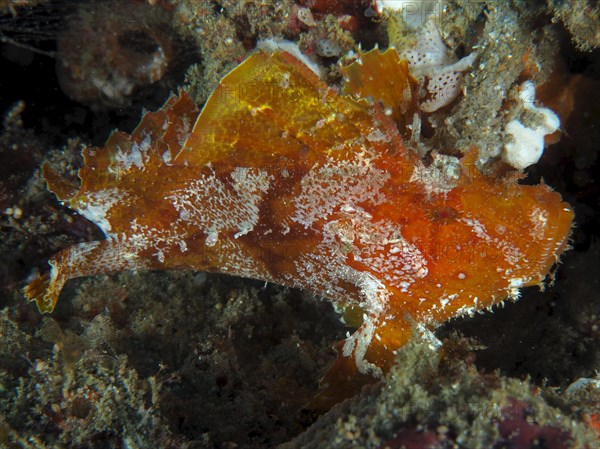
[177,50,403,168]
[75,91,198,196]
[43,51,408,213]
[341,47,419,136]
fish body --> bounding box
[25,49,573,399]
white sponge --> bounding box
[502,81,560,170]
[403,20,477,112]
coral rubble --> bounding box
[56,1,178,109]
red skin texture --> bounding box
[26,49,573,406]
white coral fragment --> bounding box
[420,71,462,113]
[404,20,453,74]
[502,81,560,170]
[403,20,477,112]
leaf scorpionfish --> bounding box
[25,48,573,404]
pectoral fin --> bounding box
[308,317,413,410]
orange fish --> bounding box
[25,48,573,404]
